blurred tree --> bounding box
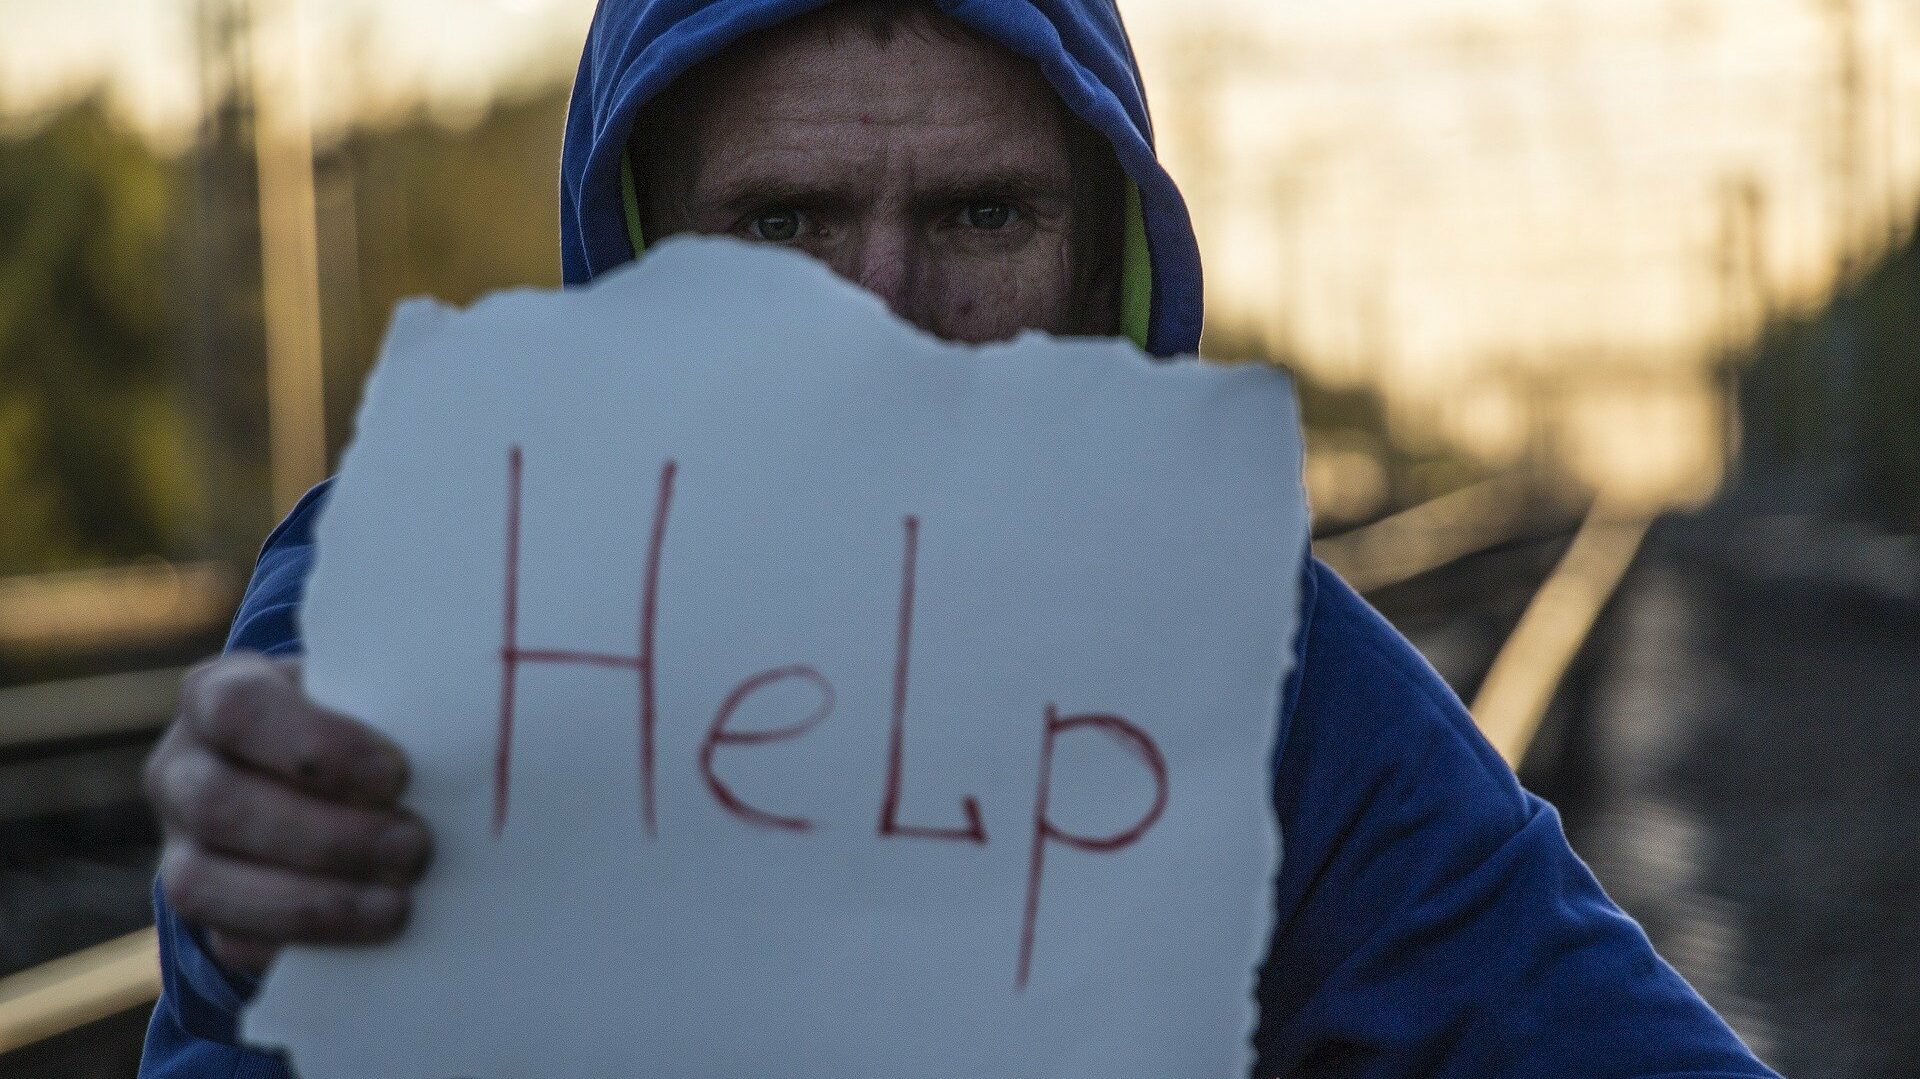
[315,87,569,460]
[0,84,571,578]
[0,95,205,575]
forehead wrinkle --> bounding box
[702,15,1066,128]
[689,98,1071,192]
[701,91,1072,171]
[707,83,1044,134]
[691,137,888,207]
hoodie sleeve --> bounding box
[1250,560,1777,1079]
[138,486,330,1079]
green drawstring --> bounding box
[621,154,647,253]
[1117,180,1152,352]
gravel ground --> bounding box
[1564,516,1920,1079]
[0,742,161,1079]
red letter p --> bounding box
[1017,705,1169,990]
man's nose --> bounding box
[842,224,917,323]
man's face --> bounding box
[634,6,1121,344]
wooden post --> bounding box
[248,0,327,515]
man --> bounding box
[139,1,1779,1076]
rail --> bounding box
[1315,472,1548,594]
[0,666,187,754]
[0,929,160,1055]
[1469,500,1653,766]
[0,561,238,657]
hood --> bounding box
[558,0,1203,357]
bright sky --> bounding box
[5,0,1918,501]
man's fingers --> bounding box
[159,842,411,945]
[151,654,423,976]
[180,654,408,803]
[154,744,431,882]
[202,932,281,978]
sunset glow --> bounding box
[5,0,1915,505]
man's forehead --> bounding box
[698,69,1059,127]
[681,6,1060,122]
[681,100,1077,205]
[648,6,1080,187]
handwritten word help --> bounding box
[490,445,1169,990]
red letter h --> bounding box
[492,445,678,839]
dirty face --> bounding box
[631,4,1122,344]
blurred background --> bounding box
[0,0,1914,1075]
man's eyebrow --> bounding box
[913,167,1072,205]
[707,177,849,212]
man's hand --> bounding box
[145,653,431,976]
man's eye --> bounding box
[962,201,1018,231]
[747,209,805,243]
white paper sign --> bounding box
[241,237,1307,1079]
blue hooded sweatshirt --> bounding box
[140,1,1779,1076]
